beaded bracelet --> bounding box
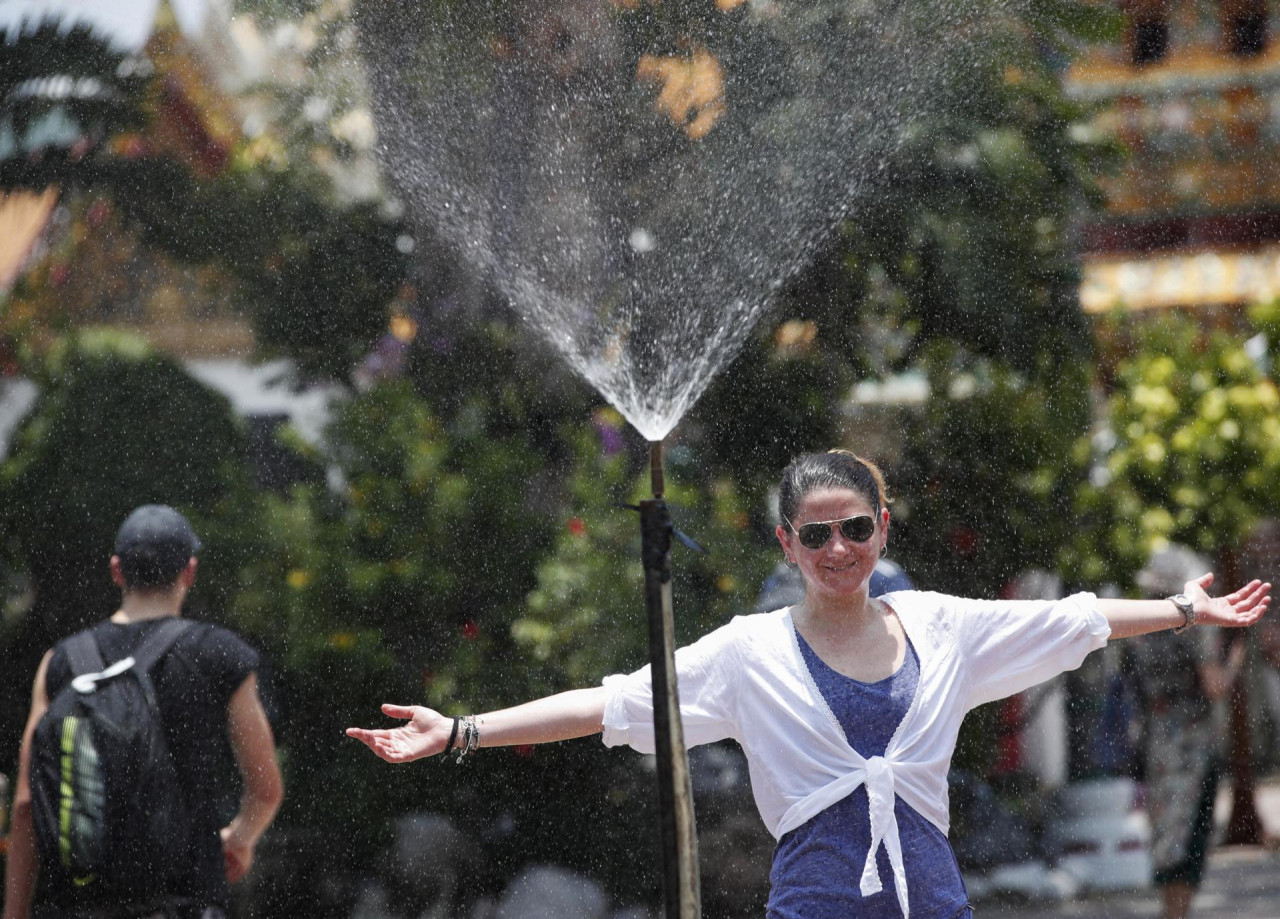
[465,715,480,757]
[453,715,479,764]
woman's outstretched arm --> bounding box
[346,686,608,763]
[1099,573,1270,640]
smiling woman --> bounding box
[349,448,1272,919]
[776,452,891,621]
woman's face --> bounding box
[776,486,889,602]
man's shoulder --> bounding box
[171,620,261,675]
[175,618,251,646]
[47,619,110,652]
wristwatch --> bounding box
[1169,593,1195,633]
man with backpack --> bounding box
[3,505,283,919]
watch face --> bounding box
[1170,593,1195,631]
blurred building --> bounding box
[0,1,356,476]
[0,0,254,356]
[1066,0,1280,316]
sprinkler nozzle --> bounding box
[650,441,664,499]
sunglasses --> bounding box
[784,514,876,550]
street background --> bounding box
[985,782,1280,919]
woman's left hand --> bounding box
[1186,573,1272,628]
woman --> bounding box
[349,451,1271,918]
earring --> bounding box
[785,557,798,569]
[879,545,888,559]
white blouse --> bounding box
[601,591,1111,917]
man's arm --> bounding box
[3,652,51,919]
[219,673,283,884]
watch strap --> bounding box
[1169,594,1195,633]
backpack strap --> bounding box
[130,619,196,675]
[63,631,105,678]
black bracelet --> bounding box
[442,717,460,757]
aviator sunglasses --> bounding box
[783,513,877,550]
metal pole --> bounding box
[640,440,700,919]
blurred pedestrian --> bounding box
[1256,616,1280,831]
[1126,544,1244,919]
[3,505,283,919]
[350,451,1270,919]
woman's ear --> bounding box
[775,523,791,555]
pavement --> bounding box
[978,780,1280,919]
[980,846,1280,918]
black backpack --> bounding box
[29,619,197,913]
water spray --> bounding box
[639,440,701,919]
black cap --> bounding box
[113,504,201,588]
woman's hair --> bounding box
[778,449,889,523]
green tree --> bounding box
[891,343,1093,598]
[1063,310,1280,589]
[220,374,782,908]
[112,164,413,379]
[226,379,566,871]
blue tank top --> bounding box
[767,630,970,919]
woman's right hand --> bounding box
[346,703,451,763]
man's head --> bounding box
[112,504,201,591]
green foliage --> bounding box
[237,194,409,379]
[824,17,1117,378]
[1063,311,1280,588]
[890,342,1092,598]
[228,488,401,862]
[1024,0,1126,47]
[515,419,776,696]
[406,309,602,451]
[0,329,258,640]
[222,376,780,895]
[227,379,565,856]
[1251,299,1280,364]
[102,161,412,380]
[691,322,856,501]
